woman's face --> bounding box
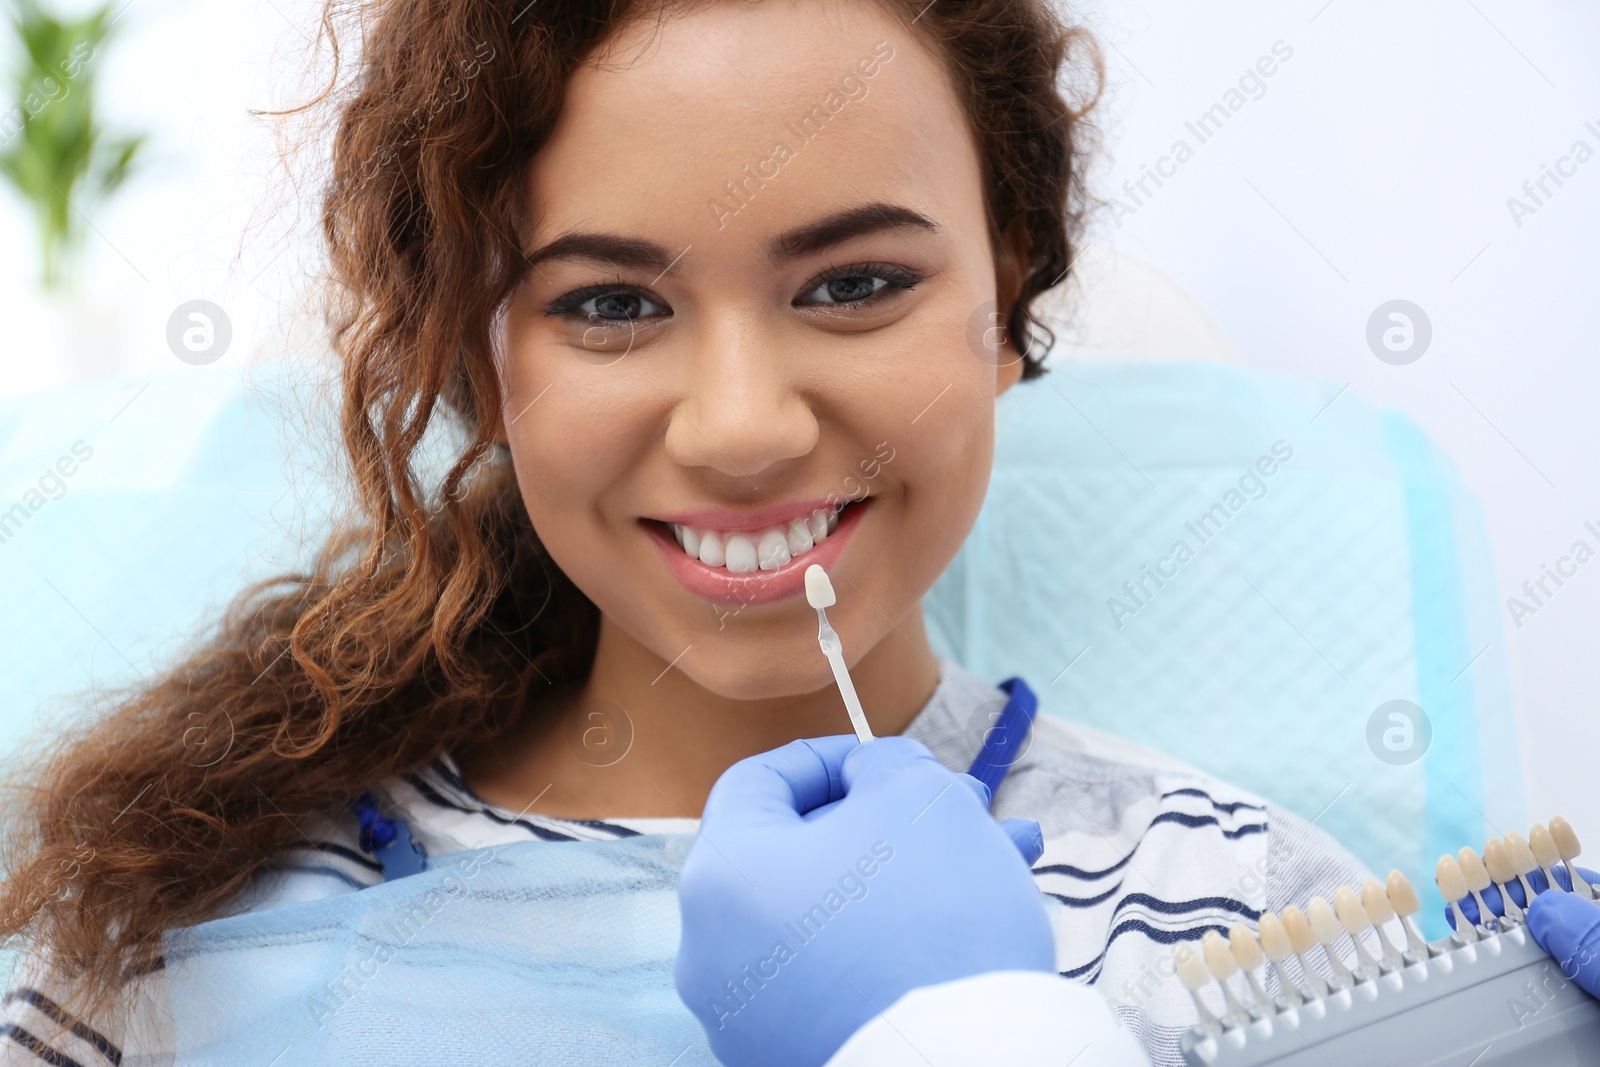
[498,0,1024,701]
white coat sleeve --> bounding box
[822,970,1152,1067]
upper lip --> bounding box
[644,496,856,534]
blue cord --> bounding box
[352,790,398,851]
[965,676,1038,803]
[351,790,428,880]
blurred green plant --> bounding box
[0,0,143,291]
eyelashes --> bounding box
[544,283,665,328]
[800,261,925,307]
[542,261,926,332]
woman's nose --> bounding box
[663,325,818,481]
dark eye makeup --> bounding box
[541,261,926,331]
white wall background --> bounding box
[0,0,1596,835]
[0,0,328,395]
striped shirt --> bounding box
[0,656,1371,1067]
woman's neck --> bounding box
[454,605,943,820]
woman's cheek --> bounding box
[506,384,639,545]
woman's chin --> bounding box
[674,646,842,704]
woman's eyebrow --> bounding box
[769,202,941,262]
[520,202,941,276]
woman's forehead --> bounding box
[522,0,980,263]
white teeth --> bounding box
[697,530,725,567]
[757,529,791,571]
[667,503,857,575]
[724,534,758,574]
[809,509,830,543]
[785,518,814,556]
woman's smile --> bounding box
[640,496,873,605]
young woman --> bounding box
[0,1,1370,1064]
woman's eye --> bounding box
[545,286,668,327]
[798,263,923,307]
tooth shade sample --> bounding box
[1229,924,1266,971]
[1551,817,1583,863]
[1436,855,1469,901]
[1335,886,1372,935]
[1387,871,1420,916]
[1506,831,1539,875]
[1202,930,1239,979]
[1531,823,1562,868]
[804,564,836,608]
[1362,879,1395,925]
[1307,896,1342,945]
[1282,906,1317,955]
[1175,943,1210,992]
[1258,913,1293,962]
[1483,839,1516,885]
[1458,847,1492,893]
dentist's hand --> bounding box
[1530,890,1600,997]
[1443,864,1600,997]
[674,734,1055,1067]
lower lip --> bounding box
[642,499,872,606]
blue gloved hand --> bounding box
[1529,890,1600,996]
[674,734,1055,1067]
[1442,863,1600,995]
[1443,863,1600,929]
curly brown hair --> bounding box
[0,0,1106,1037]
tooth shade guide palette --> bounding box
[1175,819,1600,1066]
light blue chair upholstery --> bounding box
[925,360,1520,937]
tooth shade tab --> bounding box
[1386,871,1420,916]
[805,564,836,608]
[1506,831,1539,875]
[1551,816,1583,861]
[1362,879,1395,925]
[1282,906,1317,955]
[1436,855,1469,901]
[1307,896,1342,945]
[1174,944,1210,992]
[1458,847,1492,892]
[1229,924,1265,971]
[1532,823,1562,868]
[1335,887,1372,934]
[1483,839,1515,885]
[1202,930,1239,979]
[1257,913,1293,962]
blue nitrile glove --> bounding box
[1443,862,1600,996]
[1528,890,1600,996]
[674,734,1054,1067]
